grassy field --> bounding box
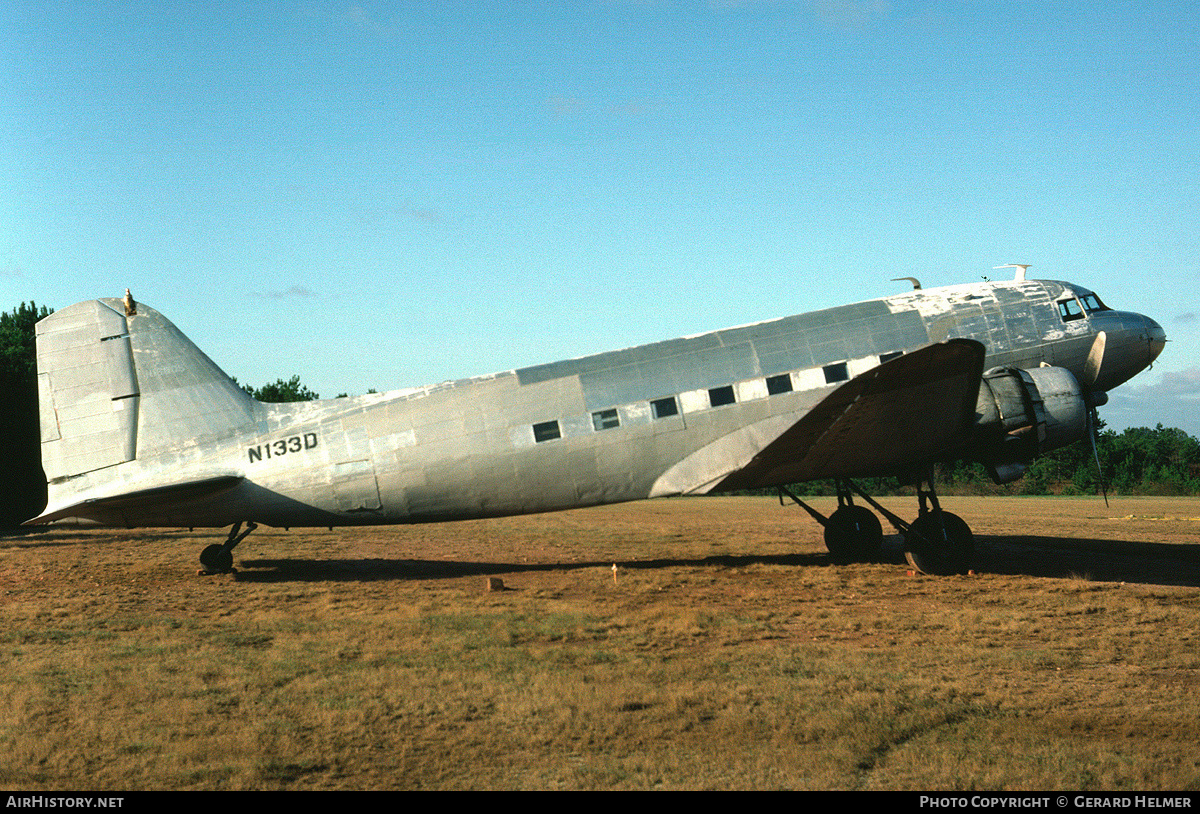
[2,495,1200,790]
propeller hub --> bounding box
[1144,316,1167,365]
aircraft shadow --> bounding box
[973,534,1200,587]
[232,552,827,583]
[0,528,185,548]
[232,533,1200,587]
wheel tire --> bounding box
[824,505,884,564]
[200,544,233,573]
[904,511,974,575]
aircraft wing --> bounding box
[652,339,986,495]
[26,475,245,526]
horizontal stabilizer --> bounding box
[26,475,244,526]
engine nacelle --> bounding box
[972,366,1089,484]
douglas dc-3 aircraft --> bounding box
[27,269,1165,575]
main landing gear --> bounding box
[902,480,974,576]
[822,481,883,564]
[780,474,975,575]
[198,521,257,574]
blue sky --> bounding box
[3,1,1197,435]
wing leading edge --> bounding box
[651,339,987,496]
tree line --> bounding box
[2,300,1197,526]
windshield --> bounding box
[1080,292,1109,313]
[1057,288,1111,322]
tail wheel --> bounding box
[824,505,884,564]
[904,511,974,575]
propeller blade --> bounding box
[1080,330,1110,505]
[1087,405,1109,508]
[1083,330,1107,390]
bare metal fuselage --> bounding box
[32,279,1164,529]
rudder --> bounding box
[37,300,140,480]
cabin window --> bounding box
[650,396,679,419]
[823,362,849,384]
[533,420,561,442]
[879,351,903,364]
[766,373,793,395]
[592,409,620,431]
[1058,299,1085,322]
[708,385,736,407]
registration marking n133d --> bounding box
[248,433,319,463]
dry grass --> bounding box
[3,495,1200,790]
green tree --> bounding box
[1104,424,1200,495]
[238,374,319,403]
[0,302,54,526]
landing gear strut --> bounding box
[779,472,975,575]
[779,479,882,564]
[199,521,257,574]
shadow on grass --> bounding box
[231,551,827,583]
[0,527,186,548]
[229,534,1200,587]
[974,535,1200,586]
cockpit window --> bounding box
[1058,299,1085,322]
[1080,293,1109,313]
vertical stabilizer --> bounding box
[36,298,259,484]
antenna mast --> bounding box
[993,264,1031,281]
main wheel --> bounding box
[200,544,233,573]
[904,511,974,575]
[824,505,884,564]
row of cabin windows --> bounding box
[530,351,906,443]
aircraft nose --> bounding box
[1087,311,1165,392]
[1143,315,1166,365]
